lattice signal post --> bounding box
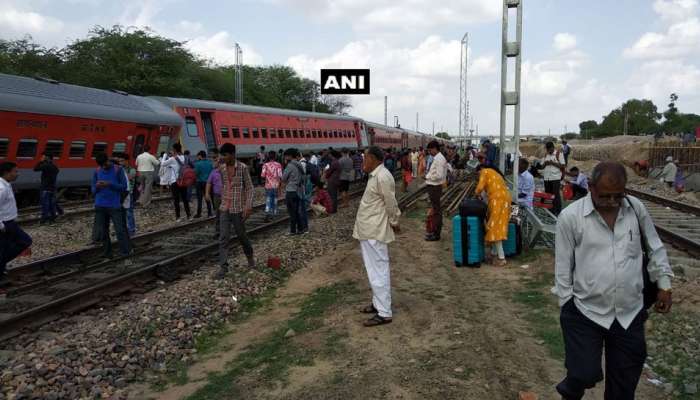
[499,0,523,200]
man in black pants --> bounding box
[540,141,565,215]
[424,140,447,241]
[554,162,673,399]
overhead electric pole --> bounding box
[234,43,243,104]
[499,0,523,200]
[459,32,469,148]
[384,96,388,126]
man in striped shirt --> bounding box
[216,143,255,279]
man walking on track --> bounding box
[216,143,255,279]
[0,162,32,286]
[424,140,447,241]
[135,145,160,207]
[554,161,673,400]
[353,146,401,327]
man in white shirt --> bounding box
[517,158,535,209]
[424,140,447,241]
[353,146,400,327]
[410,148,419,178]
[540,141,566,215]
[554,161,673,399]
[0,162,32,284]
[135,145,160,207]
[661,156,677,188]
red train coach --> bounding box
[365,122,403,150]
[153,97,367,158]
[0,73,183,195]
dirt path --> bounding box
[133,207,669,400]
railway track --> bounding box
[0,174,409,342]
[16,195,172,226]
[626,188,700,257]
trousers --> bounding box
[557,299,647,400]
[285,191,302,234]
[360,239,392,318]
[0,220,32,275]
[94,207,131,257]
[195,181,212,217]
[265,188,278,216]
[544,179,562,215]
[170,183,191,219]
[218,210,253,266]
[427,184,443,236]
[40,190,57,222]
[138,171,154,207]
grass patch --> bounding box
[185,281,357,400]
[512,250,565,360]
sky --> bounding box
[1,0,699,137]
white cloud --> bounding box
[627,60,700,99]
[178,20,203,34]
[0,6,64,35]
[553,33,577,52]
[653,0,698,22]
[185,31,264,66]
[271,0,500,34]
[287,35,498,133]
[623,17,700,59]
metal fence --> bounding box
[649,146,700,173]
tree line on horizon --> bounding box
[0,25,352,115]
[573,93,700,140]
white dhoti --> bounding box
[411,161,418,178]
[360,239,392,318]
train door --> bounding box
[131,126,151,165]
[200,112,217,153]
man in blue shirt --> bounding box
[92,153,131,261]
[517,158,535,209]
[194,151,214,218]
[567,167,589,200]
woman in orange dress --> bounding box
[417,148,426,177]
[474,155,511,266]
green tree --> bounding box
[435,132,451,140]
[596,99,661,137]
[0,36,64,78]
[578,120,599,139]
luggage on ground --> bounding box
[503,222,522,257]
[459,198,487,218]
[533,192,554,209]
[452,215,484,267]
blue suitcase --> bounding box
[453,215,484,267]
[503,222,522,257]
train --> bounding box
[0,72,451,198]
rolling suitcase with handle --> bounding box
[503,221,522,257]
[453,215,484,267]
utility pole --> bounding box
[499,0,523,200]
[459,33,469,147]
[234,43,243,104]
[416,112,419,133]
[432,121,435,136]
[394,115,399,128]
[623,111,628,136]
[384,96,388,126]
[311,83,317,112]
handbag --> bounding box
[625,197,659,310]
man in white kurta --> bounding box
[353,146,401,327]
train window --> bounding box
[232,128,240,138]
[220,127,229,138]
[322,131,327,138]
[69,140,87,158]
[269,128,276,138]
[113,142,126,153]
[333,130,338,138]
[285,129,291,138]
[306,130,311,138]
[252,128,259,138]
[185,117,199,137]
[261,128,268,138]
[242,128,250,138]
[16,139,37,158]
[0,138,8,158]
[44,140,64,159]
[156,136,169,155]
[293,130,298,138]
[92,142,108,158]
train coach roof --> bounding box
[0,73,182,126]
[154,97,360,122]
